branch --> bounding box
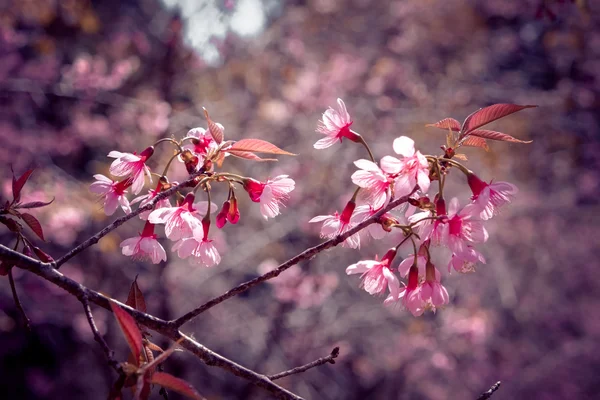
[8,269,31,330]
[81,296,120,372]
[172,192,414,328]
[55,169,207,268]
[0,244,303,400]
[476,381,501,400]
[269,347,339,381]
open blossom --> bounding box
[468,173,518,220]
[181,127,219,163]
[445,198,488,258]
[351,205,397,240]
[392,265,426,316]
[351,159,397,209]
[131,180,172,220]
[421,262,449,308]
[89,174,132,216]
[309,201,361,248]
[346,248,400,299]
[148,193,211,241]
[243,175,295,219]
[448,245,486,273]
[314,98,360,149]
[381,136,431,197]
[397,252,427,277]
[108,146,154,195]
[172,220,220,267]
[120,221,166,264]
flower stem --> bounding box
[154,138,182,153]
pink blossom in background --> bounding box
[314,98,360,149]
[468,173,518,220]
[89,174,132,216]
[108,146,154,194]
[120,221,166,264]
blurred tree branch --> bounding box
[269,347,340,381]
[476,381,501,400]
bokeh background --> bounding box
[1,0,599,399]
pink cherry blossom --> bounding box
[397,253,427,277]
[448,246,486,273]
[148,193,211,241]
[421,264,449,307]
[445,198,488,258]
[346,248,400,299]
[381,136,431,197]
[89,174,132,216]
[314,98,360,149]
[120,221,166,264]
[396,266,426,316]
[172,219,220,267]
[244,175,295,220]
[468,173,518,220]
[181,127,219,162]
[309,201,361,248]
[108,146,154,194]
[351,159,394,209]
[131,180,172,220]
[351,204,395,240]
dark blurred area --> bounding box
[1,0,599,399]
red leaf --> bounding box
[461,104,537,134]
[461,136,490,152]
[110,302,143,362]
[426,118,460,131]
[203,108,223,144]
[227,150,278,162]
[32,246,54,263]
[468,129,533,144]
[20,212,45,241]
[228,139,296,156]
[150,372,204,400]
[16,198,55,209]
[12,168,35,203]
[126,277,147,313]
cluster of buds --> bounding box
[311,99,534,316]
[90,109,296,267]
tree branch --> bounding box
[476,381,501,400]
[81,296,120,372]
[0,243,303,400]
[8,269,31,330]
[269,347,340,381]
[172,192,414,328]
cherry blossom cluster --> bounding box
[310,99,532,316]
[90,111,295,267]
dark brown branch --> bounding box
[81,296,120,372]
[172,192,414,328]
[0,244,303,400]
[476,381,501,400]
[8,269,31,330]
[269,347,340,381]
[55,169,207,268]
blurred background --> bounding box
[1,0,599,399]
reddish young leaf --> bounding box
[150,372,204,400]
[461,136,490,152]
[11,168,35,203]
[126,277,147,313]
[461,104,537,134]
[15,198,55,209]
[228,139,296,156]
[110,302,143,363]
[227,150,278,162]
[425,118,461,131]
[20,212,45,241]
[468,129,533,144]
[31,245,54,263]
[0,216,22,233]
[203,108,223,144]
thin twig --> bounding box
[0,244,303,400]
[172,191,414,327]
[81,296,120,372]
[476,381,501,400]
[55,168,207,268]
[269,347,340,381]
[8,269,31,330]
